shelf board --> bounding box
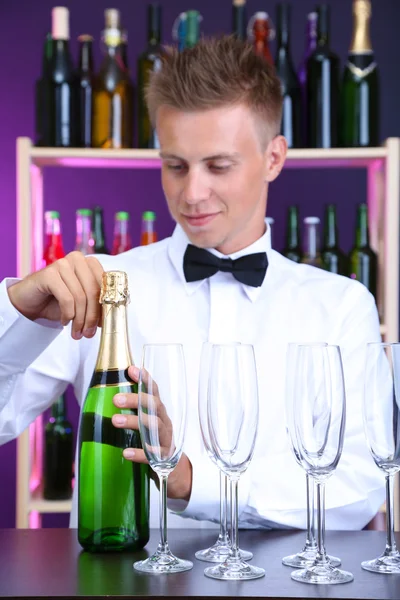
[29,145,388,170]
[29,488,72,514]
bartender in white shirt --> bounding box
[0,36,384,530]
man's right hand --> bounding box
[7,252,104,340]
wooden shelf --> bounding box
[30,488,72,514]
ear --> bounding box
[263,135,288,183]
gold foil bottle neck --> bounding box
[350,0,372,53]
[353,0,371,19]
[100,271,130,305]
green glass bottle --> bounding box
[185,10,201,48]
[137,3,162,149]
[92,206,109,254]
[349,203,378,300]
[43,394,73,500]
[321,204,348,275]
[78,271,150,552]
[232,0,247,40]
[301,216,325,269]
[340,0,379,147]
[282,206,302,263]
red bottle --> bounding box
[111,211,132,255]
[43,210,65,266]
[140,211,157,246]
[248,12,275,66]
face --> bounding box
[156,103,287,254]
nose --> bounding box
[182,168,211,205]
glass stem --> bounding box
[385,474,398,555]
[305,473,317,550]
[230,477,240,561]
[218,471,230,545]
[158,473,169,554]
[316,481,329,565]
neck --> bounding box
[215,220,266,255]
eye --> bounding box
[165,163,186,172]
[209,163,230,172]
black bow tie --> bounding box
[183,244,268,287]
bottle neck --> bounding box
[95,303,133,371]
[79,43,93,72]
[305,15,318,57]
[277,6,290,49]
[286,208,299,249]
[304,222,320,258]
[51,396,66,420]
[356,206,370,247]
[76,215,94,252]
[233,3,246,40]
[324,207,338,249]
[42,33,53,74]
[114,219,129,240]
[350,0,372,54]
[45,218,63,248]
[317,7,330,48]
[93,212,106,250]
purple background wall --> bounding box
[0,0,399,527]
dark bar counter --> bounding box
[0,528,399,599]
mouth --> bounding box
[182,213,219,228]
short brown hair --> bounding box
[145,35,283,147]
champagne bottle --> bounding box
[92,9,134,148]
[248,12,274,66]
[349,203,378,300]
[340,0,379,147]
[75,209,95,254]
[40,7,79,147]
[43,395,73,500]
[232,0,246,40]
[282,205,302,263]
[43,210,65,267]
[35,33,53,147]
[307,5,340,148]
[298,12,318,147]
[77,35,94,148]
[111,211,132,255]
[140,211,158,246]
[275,3,302,148]
[78,271,150,552]
[137,3,162,149]
[301,216,325,269]
[321,204,348,275]
[92,206,109,254]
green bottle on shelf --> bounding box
[349,203,378,300]
[282,205,302,263]
[185,10,201,49]
[137,3,162,149]
[43,394,73,500]
[340,0,379,147]
[300,216,325,269]
[78,271,150,552]
[321,204,348,275]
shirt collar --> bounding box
[167,219,272,302]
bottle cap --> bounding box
[77,208,93,217]
[142,211,156,222]
[52,7,69,41]
[115,211,130,221]
[105,8,120,29]
[304,216,320,225]
[78,34,94,43]
[353,0,371,18]
[45,210,60,219]
[100,271,129,305]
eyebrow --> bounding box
[159,152,241,161]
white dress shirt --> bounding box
[0,222,385,530]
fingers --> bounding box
[70,254,102,335]
[122,448,148,463]
[56,258,88,339]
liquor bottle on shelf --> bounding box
[35,33,53,147]
[77,35,94,148]
[140,211,158,245]
[266,217,274,248]
[43,395,74,501]
[185,10,201,49]
[111,211,132,255]
[75,209,95,255]
[92,206,109,254]
[92,9,134,149]
[307,4,340,148]
[78,270,150,552]
[247,12,274,66]
[297,12,318,147]
[321,204,348,275]
[340,0,379,148]
[282,205,302,263]
[232,0,247,40]
[43,210,65,267]
[172,12,187,51]
[121,29,129,69]
[275,3,301,148]
[349,203,378,300]
[138,3,162,149]
[37,7,79,147]
[300,216,325,269]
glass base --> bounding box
[204,558,265,580]
[291,563,353,585]
[134,550,193,574]
[282,548,341,568]
[195,542,253,563]
[361,552,400,574]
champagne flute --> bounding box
[133,344,193,574]
[289,344,353,585]
[204,343,265,580]
[196,342,252,563]
[362,342,400,574]
[282,342,340,569]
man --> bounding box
[0,36,383,529]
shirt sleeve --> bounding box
[0,278,79,445]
